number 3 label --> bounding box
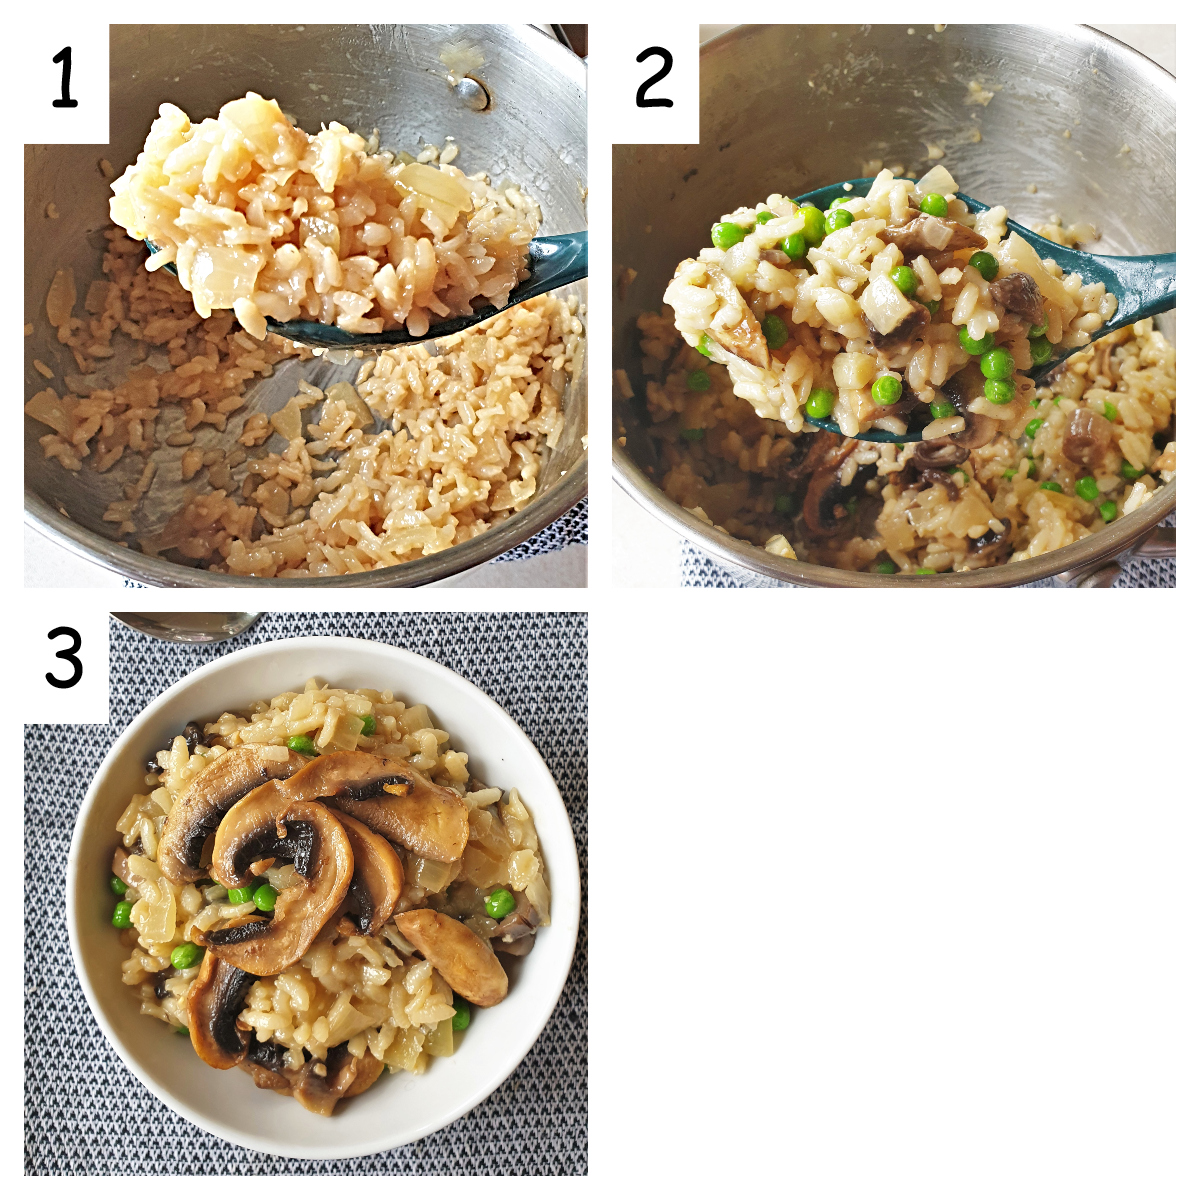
[46,626,84,689]
[28,611,109,722]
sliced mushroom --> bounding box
[158,746,308,883]
[802,466,852,535]
[912,439,969,470]
[238,1039,294,1094]
[990,271,1045,326]
[704,264,770,368]
[1062,408,1113,467]
[112,846,135,887]
[863,303,929,351]
[285,751,469,864]
[293,1045,385,1116]
[950,413,1000,450]
[335,813,404,937]
[492,893,539,958]
[881,215,987,257]
[965,519,1013,567]
[201,782,354,975]
[396,909,509,1007]
[186,952,257,1069]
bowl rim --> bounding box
[64,635,581,1158]
[612,21,1175,587]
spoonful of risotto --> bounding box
[665,165,1174,445]
[110,93,588,351]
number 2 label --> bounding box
[636,47,674,109]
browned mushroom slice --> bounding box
[186,952,257,1070]
[880,215,987,257]
[1062,408,1113,467]
[335,814,404,937]
[285,750,469,864]
[492,893,539,958]
[202,783,354,975]
[990,271,1045,326]
[396,908,509,1007]
[238,1038,294,1094]
[704,265,770,368]
[965,518,1013,567]
[158,746,308,883]
[950,413,1000,450]
[293,1045,385,1116]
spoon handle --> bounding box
[1093,251,1176,326]
[513,231,589,301]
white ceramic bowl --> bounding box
[66,636,581,1159]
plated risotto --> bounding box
[638,165,1174,573]
[107,680,549,1115]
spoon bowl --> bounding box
[111,612,262,643]
[793,178,1175,443]
[147,231,588,350]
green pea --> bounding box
[829,196,854,209]
[485,888,516,920]
[806,388,835,420]
[112,901,133,929]
[680,428,705,442]
[929,401,956,420]
[452,996,471,1032]
[924,298,941,317]
[175,1024,190,1035]
[762,313,788,351]
[712,221,748,250]
[171,942,203,970]
[919,193,949,217]
[889,265,918,296]
[781,232,807,261]
[686,369,711,392]
[1025,418,1045,439]
[227,885,255,904]
[1029,319,1049,337]
[755,210,775,225]
[253,883,278,913]
[1028,335,1053,366]
[980,348,1015,380]
[1040,480,1064,493]
[1074,476,1099,501]
[871,375,903,405]
[1103,400,1118,422]
[1002,468,1017,480]
[1026,458,1039,479]
[1030,398,1041,408]
[845,496,859,516]
[824,208,853,235]
[799,205,826,246]
[287,735,316,756]
[774,493,795,515]
[1051,396,1062,407]
[1120,460,1144,480]
[985,379,1016,405]
[958,328,995,356]
[874,561,897,574]
[968,251,999,281]
[1099,500,1117,522]
[914,568,937,575]
[358,714,376,737]
[110,875,127,897]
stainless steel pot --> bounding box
[26,23,587,587]
[613,24,1174,587]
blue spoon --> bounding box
[789,179,1174,444]
[146,230,588,350]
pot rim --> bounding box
[614,22,1175,588]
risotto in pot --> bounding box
[635,165,1174,573]
[107,679,549,1115]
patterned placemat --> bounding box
[496,498,588,562]
[25,612,588,1175]
[680,514,1175,588]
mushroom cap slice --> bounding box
[158,746,308,883]
[285,751,469,864]
[335,814,404,937]
[202,784,354,975]
[186,952,256,1069]
[293,1044,385,1115]
[396,909,509,1007]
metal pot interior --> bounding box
[613,23,1174,586]
[25,23,587,586]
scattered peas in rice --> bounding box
[111,678,550,1114]
[636,163,1173,573]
